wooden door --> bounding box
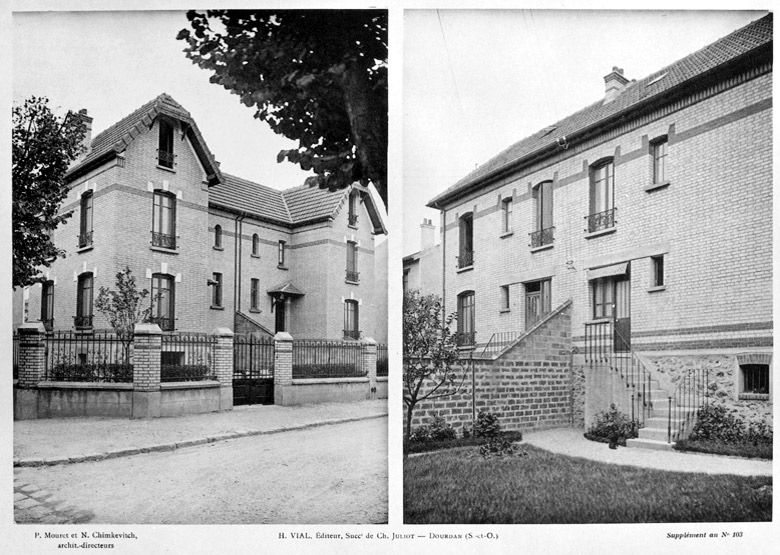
[613,277,630,352]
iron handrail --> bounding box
[667,367,710,443]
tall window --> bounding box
[75,272,93,329]
[211,272,223,308]
[344,299,360,339]
[348,191,359,227]
[41,280,54,330]
[531,181,554,247]
[213,225,222,248]
[651,137,668,184]
[158,119,174,168]
[278,240,286,267]
[592,278,615,319]
[250,278,259,310]
[150,273,175,331]
[651,255,664,287]
[500,285,510,311]
[588,160,615,232]
[525,279,551,328]
[457,291,475,345]
[252,233,259,256]
[458,213,474,269]
[79,191,93,248]
[152,191,176,249]
[346,241,359,282]
[501,197,513,233]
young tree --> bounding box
[403,290,465,447]
[12,97,87,288]
[95,267,152,363]
[178,10,388,206]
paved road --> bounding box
[15,418,387,524]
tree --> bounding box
[95,267,152,363]
[178,10,388,206]
[12,97,86,288]
[403,289,465,448]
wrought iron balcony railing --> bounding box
[456,331,476,346]
[456,249,474,269]
[345,270,360,282]
[78,230,93,248]
[148,316,174,332]
[529,226,555,248]
[73,315,93,329]
[585,207,616,233]
[343,329,361,340]
[157,150,175,168]
[151,231,176,249]
[348,213,358,227]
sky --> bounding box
[12,10,315,191]
[402,9,766,253]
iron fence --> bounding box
[233,333,274,379]
[13,333,19,380]
[45,331,131,382]
[376,343,388,377]
[292,339,365,379]
[161,332,216,382]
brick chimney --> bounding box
[76,108,93,158]
[603,67,630,103]
[420,218,436,250]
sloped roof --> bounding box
[429,13,773,208]
[267,280,305,296]
[211,174,291,224]
[66,93,222,185]
[283,184,348,224]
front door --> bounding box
[275,298,286,333]
[613,277,630,352]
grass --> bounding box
[674,438,773,460]
[405,431,524,455]
[404,445,772,523]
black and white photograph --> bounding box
[402,9,773,524]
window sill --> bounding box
[248,308,261,314]
[156,164,176,173]
[348,224,358,230]
[345,279,360,285]
[584,227,616,240]
[150,246,178,254]
[456,265,473,274]
[76,244,94,253]
[530,243,553,253]
[210,305,224,311]
[499,230,513,239]
[213,246,224,251]
[644,180,670,193]
[251,254,260,259]
[499,308,510,314]
[277,265,289,271]
[586,318,612,325]
[647,285,666,293]
[739,393,769,401]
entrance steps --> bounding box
[626,388,698,451]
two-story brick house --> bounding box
[19,93,387,343]
[423,15,772,441]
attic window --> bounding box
[158,119,174,169]
[646,72,668,87]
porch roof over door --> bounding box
[587,261,629,280]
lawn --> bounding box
[404,445,772,524]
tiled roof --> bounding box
[429,13,773,207]
[210,174,291,224]
[282,184,348,224]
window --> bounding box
[249,278,260,310]
[346,241,359,282]
[158,119,174,168]
[500,285,510,311]
[525,279,551,328]
[79,191,93,248]
[75,272,93,329]
[651,137,668,184]
[592,278,614,319]
[457,291,475,345]
[501,197,513,233]
[41,280,54,330]
[588,160,615,232]
[150,273,175,331]
[252,234,259,256]
[741,364,769,396]
[344,299,360,339]
[213,225,222,249]
[531,181,554,247]
[278,240,286,267]
[651,255,664,287]
[152,191,176,249]
[211,272,223,308]
[458,213,474,269]
[348,191,359,227]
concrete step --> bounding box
[637,426,673,442]
[648,405,697,417]
[626,437,674,451]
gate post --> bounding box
[273,332,293,405]
[212,327,234,411]
[362,337,377,399]
[15,322,47,420]
[132,323,162,418]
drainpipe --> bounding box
[232,212,246,326]
[440,209,447,314]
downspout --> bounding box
[440,209,447,315]
[232,213,246,328]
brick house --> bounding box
[17,93,388,343]
[402,218,442,298]
[416,15,772,445]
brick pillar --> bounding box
[273,331,293,405]
[362,337,377,399]
[212,327,234,411]
[15,323,47,419]
[132,323,161,418]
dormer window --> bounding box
[158,119,174,169]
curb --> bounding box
[14,412,387,468]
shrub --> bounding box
[479,436,522,459]
[410,414,456,443]
[49,363,133,383]
[473,410,501,438]
[161,364,213,382]
[586,404,639,447]
[682,404,772,456]
[292,363,366,379]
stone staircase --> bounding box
[626,377,695,451]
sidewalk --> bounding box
[14,400,387,467]
[523,428,772,476]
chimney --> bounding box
[603,67,629,103]
[76,108,93,157]
[420,218,436,250]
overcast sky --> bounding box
[402,9,765,253]
[13,10,315,191]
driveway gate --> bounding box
[233,334,275,405]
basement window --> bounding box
[740,364,769,399]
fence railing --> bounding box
[161,332,216,382]
[456,249,474,269]
[478,331,518,358]
[151,231,176,250]
[376,343,388,377]
[78,230,93,248]
[668,368,710,443]
[585,207,616,233]
[233,333,274,379]
[292,339,365,379]
[13,333,19,380]
[529,226,555,248]
[46,331,131,382]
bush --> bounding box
[479,436,523,459]
[49,363,133,383]
[161,364,213,382]
[675,404,773,459]
[410,414,456,443]
[473,410,501,438]
[292,363,366,379]
[586,404,639,447]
